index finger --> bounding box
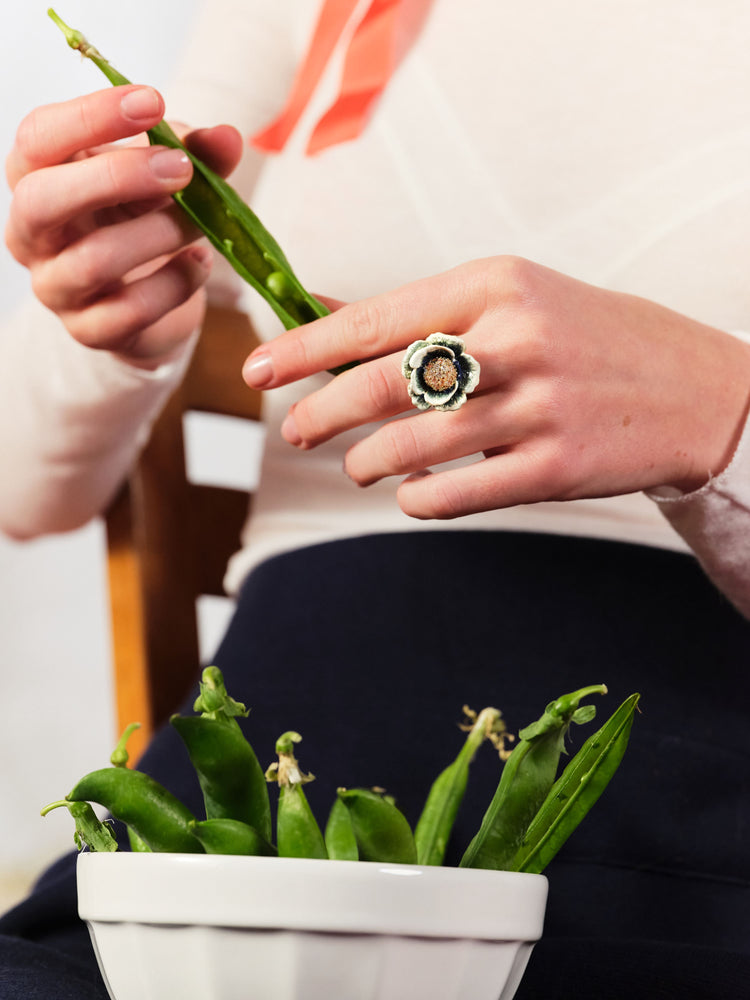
[6,85,165,188]
[242,263,484,389]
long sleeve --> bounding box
[649,409,750,617]
[0,298,196,539]
[0,0,295,542]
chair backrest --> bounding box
[105,305,262,760]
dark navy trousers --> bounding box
[2,532,748,998]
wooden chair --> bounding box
[104,305,263,761]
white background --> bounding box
[0,0,224,909]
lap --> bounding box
[3,531,748,997]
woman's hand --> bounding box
[5,85,243,367]
[243,256,750,519]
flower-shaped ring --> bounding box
[402,333,480,411]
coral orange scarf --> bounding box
[251,0,433,155]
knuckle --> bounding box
[29,261,54,306]
[378,420,424,476]
[361,362,397,415]
[528,440,568,497]
[494,254,538,299]
[68,237,117,295]
[402,472,468,520]
[10,172,43,232]
[13,110,43,169]
[60,309,100,351]
[341,298,391,359]
[288,396,321,444]
[4,215,29,266]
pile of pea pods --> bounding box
[43,666,639,873]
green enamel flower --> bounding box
[402,334,480,411]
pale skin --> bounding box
[4,85,242,368]
[6,88,750,525]
[242,259,750,520]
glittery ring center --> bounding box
[401,333,480,411]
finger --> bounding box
[6,86,165,188]
[343,392,524,486]
[31,205,199,311]
[61,244,213,355]
[280,355,411,448]
[396,446,554,520]
[242,262,487,388]
[8,145,192,259]
[184,124,244,178]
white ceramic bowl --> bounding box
[77,852,548,1000]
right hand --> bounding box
[5,85,243,367]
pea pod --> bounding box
[66,767,202,854]
[170,715,272,841]
[414,706,509,866]
[337,788,418,865]
[48,10,356,375]
[324,796,359,861]
[188,818,277,856]
[171,667,271,838]
[510,692,640,874]
[459,684,607,870]
[41,799,119,852]
[266,732,328,859]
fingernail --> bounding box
[281,409,302,446]
[121,87,162,122]
[243,351,274,388]
[149,147,191,180]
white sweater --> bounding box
[2,0,750,614]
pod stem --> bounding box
[48,9,130,87]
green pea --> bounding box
[337,788,417,865]
[460,684,608,870]
[266,732,328,860]
[510,692,640,874]
[188,818,277,856]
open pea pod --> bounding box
[510,692,640,874]
[459,684,608,871]
[48,9,356,374]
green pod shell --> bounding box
[338,788,417,865]
[460,685,607,871]
[324,796,359,861]
[170,714,272,842]
[188,818,277,856]
[41,799,119,853]
[276,785,328,860]
[414,707,504,867]
[511,693,640,874]
[67,768,202,854]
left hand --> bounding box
[242,256,750,519]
